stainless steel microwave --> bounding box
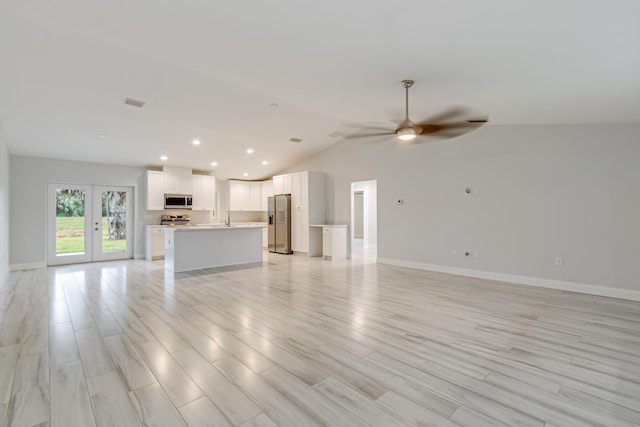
[164,194,193,210]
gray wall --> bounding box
[9,156,157,265]
[286,124,640,294]
[0,121,9,279]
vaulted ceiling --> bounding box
[1,1,639,179]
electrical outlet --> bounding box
[555,257,563,266]
[473,250,479,258]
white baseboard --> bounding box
[10,262,47,271]
[377,258,640,302]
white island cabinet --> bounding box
[164,226,263,272]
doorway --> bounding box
[350,180,377,259]
[47,183,133,266]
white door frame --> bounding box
[47,183,133,266]
[350,180,378,248]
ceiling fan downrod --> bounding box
[401,79,414,120]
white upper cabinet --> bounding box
[272,175,284,194]
[163,166,193,194]
[164,173,192,195]
[261,180,273,211]
[192,175,216,211]
[229,180,251,211]
[250,182,262,211]
[146,170,165,210]
[272,174,293,195]
[229,179,271,211]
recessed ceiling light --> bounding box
[192,139,201,145]
[243,172,249,177]
[261,161,268,165]
[246,148,254,154]
[160,155,168,161]
[98,134,107,139]
[289,137,303,143]
[210,162,218,167]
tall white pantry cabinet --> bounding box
[272,171,324,254]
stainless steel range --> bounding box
[161,214,190,226]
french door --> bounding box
[48,183,133,265]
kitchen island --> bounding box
[164,225,264,272]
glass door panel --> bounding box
[48,184,92,265]
[92,186,133,261]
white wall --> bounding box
[9,156,158,266]
[286,124,640,299]
[0,121,9,280]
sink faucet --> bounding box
[225,210,231,227]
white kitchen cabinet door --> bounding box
[283,174,293,194]
[192,175,216,211]
[164,173,192,194]
[191,175,203,210]
[272,175,284,194]
[291,173,302,252]
[229,180,251,211]
[201,176,216,211]
[261,180,273,211]
[322,227,347,260]
[250,182,262,211]
[146,170,165,210]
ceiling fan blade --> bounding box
[343,130,396,140]
[416,107,469,125]
[410,116,489,142]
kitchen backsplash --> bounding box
[230,211,267,223]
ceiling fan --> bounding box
[345,80,488,143]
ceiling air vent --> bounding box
[123,97,146,108]
[289,137,303,143]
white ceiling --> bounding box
[1,0,639,180]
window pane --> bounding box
[55,189,86,255]
[101,191,127,253]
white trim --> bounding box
[377,258,640,302]
[10,262,47,271]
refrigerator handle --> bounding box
[268,214,274,225]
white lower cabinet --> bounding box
[262,227,268,248]
[145,226,166,260]
[322,226,348,260]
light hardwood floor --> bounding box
[1,249,639,426]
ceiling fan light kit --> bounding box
[396,127,417,141]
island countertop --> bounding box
[169,225,266,231]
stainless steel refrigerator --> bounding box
[267,194,292,254]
